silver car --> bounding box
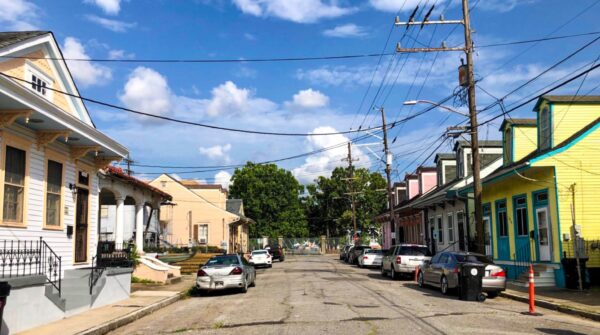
[417,252,506,298]
[196,254,256,293]
[358,249,383,268]
[381,244,432,279]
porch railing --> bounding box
[513,241,531,280]
[96,241,134,268]
[0,238,62,296]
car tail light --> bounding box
[197,269,208,277]
[452,267,459,273]
[249,255,253,260]
[395,256,402,264]
[230,267,243,275]
[491,268,506,278]
[363,256,369,260]
[267,254,271,258]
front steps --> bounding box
[45,269,107,313]
[174,253,221,274]
[513,264,556,287]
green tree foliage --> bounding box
[304,167,387,238]
[229,163,308,238]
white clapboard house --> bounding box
[0,31,133,334]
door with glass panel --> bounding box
[536,207,552,261]
[75,188,89,263]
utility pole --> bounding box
[380,107,396,245]
[124,154,134,176]
[342,142,359,244]
[569,183,583,291]
[395,0,484,253]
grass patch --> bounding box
[131,276,159,284]
[185,285,202,297]
[212,321,225,329]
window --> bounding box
[46,160,62,227]
[515,196,528,236]
[3,146,26,223]
[25,64,53,99]
[438,253,449,264]
[199,224,208,244]
[437,216,443,243]
[540,106,551,150]
[496,201,508,237]
[447,213,454,242]
[31,74,47,95]
[78,171,89,186]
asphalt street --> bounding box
[109,255,600,335]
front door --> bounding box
[496,200,510,260]
[75,188,89,263]
[536,207,552,261]
[193,224,199,243]
[513,195,531,261]
[483,216,491,255]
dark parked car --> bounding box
[340,245,352,261]
[265,244,285,262]
[348,245,370,265]
[418,252,506,297]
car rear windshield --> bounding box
[252,251,268,255]
[399,246,432,256]
[454,254,493,264]
[365,249,382,254]
[205,256,240,266]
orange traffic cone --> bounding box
[523,264,542,316]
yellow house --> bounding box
[476,95,600,288]
[150,174,252,253]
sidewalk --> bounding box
[501,283,600,321]
[18,275,196,335]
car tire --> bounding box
[249,277,256,287]
[487,291,499,299]
[268,264,272,268]
[418,271,425,288]
[240,279,248,293]
[441,276,449,295]
[391,267,398,280]
[280,257,285,262]
[380,265,386,277]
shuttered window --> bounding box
[3,146,26,222]
[46,160,63,226]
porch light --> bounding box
[68,183,78,195]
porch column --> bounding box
[136,204,144,254]
[115,197,125,247]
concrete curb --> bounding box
[500,291,600,322]
[76,291,186,335]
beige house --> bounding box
[150,174,252,252]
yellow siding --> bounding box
[482,167,560,263]
[0,49,77,117]
[512,126,537,162]
[551,103,600,148]
[532,127,600,267]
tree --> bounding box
[229,162,308,238]
[304,167,387,238]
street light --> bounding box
[403,100,469,117]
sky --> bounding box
[1,0,599,188]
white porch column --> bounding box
[136,204,145,254]
[115,197,125,247]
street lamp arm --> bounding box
[403,100,469,117]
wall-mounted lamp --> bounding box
[68,183,78,195]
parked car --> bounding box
[265,244,285,262]
[339,245,352,261]
[196,254,256,294]
[348,245,370,265]
[358,249,384,268]
[344,246,354,263]
[417,252,506,298]
[381,244,432,279]
[249,249,272,268]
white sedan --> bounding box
[249,250,272,268]
[358,249,383,268]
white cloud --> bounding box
[323,24,368,38]
[108,49,135,60]
[369,0,422,12]
[0,0,39,30]
[214,171,232,189]
[85,0,122,15]
[477,0,538,13]
[243,33,256,41]
[119,67,172,117]
[285,89,329,109]
[232,0,355,23]
[62,37,112,88]
[292,127,371,184]
[370,0,536,13]
[205,81,275,117]
[86,15,136,32]
[199,143,232,163]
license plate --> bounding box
[215,281,224,286]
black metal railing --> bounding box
[96,241,133,268]
[89,256,104,295]
[0,238,62,296]
[513,241,531,280]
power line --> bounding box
[476,31,600,48]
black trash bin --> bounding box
[458,263,486,301]
[561,258,590,289]
[0,281,11,328]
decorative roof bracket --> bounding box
[37,130,71,150]
[71,145,100,161]
[0,110,32,128]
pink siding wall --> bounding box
[407,179,419,199]
[420,172,437,194]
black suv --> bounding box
[348,245,369,265]
[266,244,285,262]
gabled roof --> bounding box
[533,95,600,111]
[434,153,455,163]
[499,118,536,131]
[104,166,171,200]
[0,31,49,48]
[453,140,502,151]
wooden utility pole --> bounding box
[381,107,396,244]
[569,183,583,291]
[344,142,358,244]
[395,0,484,252]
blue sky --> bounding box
[1,0,599,187]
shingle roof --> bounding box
[435,153,455,163]
[105,166,172,200]
[180,180,223,191]
[226,199,243,215]
[534,95,600,111]
[499,118,536,131]
[0,31,49,49]
[453,140,502,151]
